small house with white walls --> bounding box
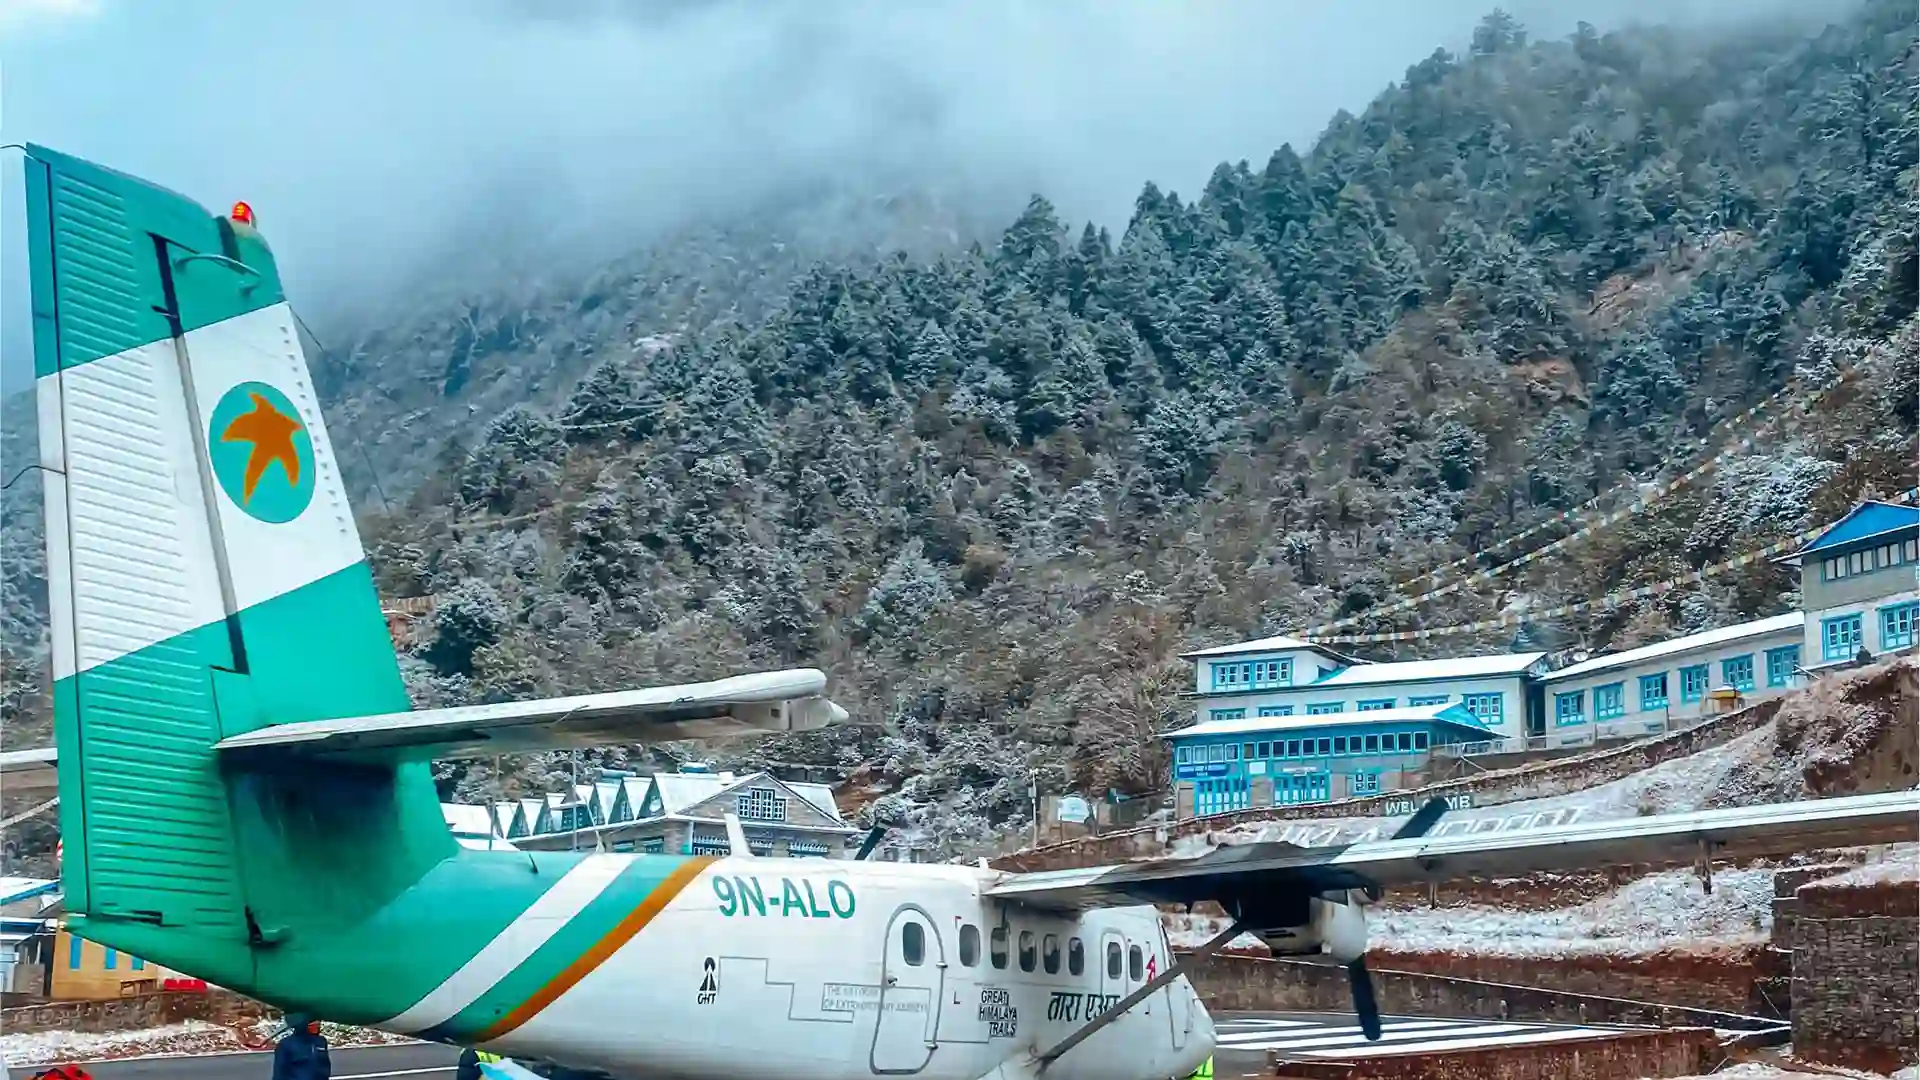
[1773,499,1919,672]
[1536,612,1805,741]
[511,766,859,858]
[1181,635,1548,739]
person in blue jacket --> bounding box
[272,1013,332,1080]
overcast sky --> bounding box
[0,0,1859,381]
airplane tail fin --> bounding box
[18,144,447,987]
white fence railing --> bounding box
[1433,714,1712,759]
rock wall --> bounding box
[1184,953,1777,1031]
[0,988,271,1035]
[1354,947,1772,1017]
[1790,875,1919,1074]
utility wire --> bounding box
[289,308,394,516]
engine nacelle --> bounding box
[1243,891,1369,963]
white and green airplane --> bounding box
[6,144,1917,1080]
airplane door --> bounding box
[872,904,944,1075]
[1160,926,1190,1050]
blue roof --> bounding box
[1782,501,1919,562]
[1166,702,1491,741]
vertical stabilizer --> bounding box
[22,144,446,986]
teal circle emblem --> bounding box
[207,380,316,524]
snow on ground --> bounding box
[1808,843,1919,886]
[1163,865,1775,956]
[0,1019,413,1067]
[1664,1065,1904,1080]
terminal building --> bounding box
[1167,498,1918,819]
[1164,701,1499,817]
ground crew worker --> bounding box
[1184,1054,1213,1080]
[271,1013,332,1080]
[456,1047,505,1080]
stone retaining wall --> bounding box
[1790,877,1918,1074]
[1183,953,1778,1030]
[0,989,271,1035]
[1363,946,1772,1017]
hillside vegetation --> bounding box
[3,4,1916,863]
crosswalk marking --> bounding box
[1212,1015,1635,1058]
[1216,1019,1471,1046]
[1292,1026,1623,1059]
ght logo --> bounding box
[208,381,316,523]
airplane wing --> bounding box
[988,789,1920,912]
[1006,788,1919,1057]
[214,668,849,765]
[0,746,60,794]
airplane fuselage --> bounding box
[397,855,1214,1080]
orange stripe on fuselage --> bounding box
[474,856,717,1041]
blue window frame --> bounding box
[1639,673,1668,710]
[1721,655,1755,692]
[1461,693,1503,726]
[1680,665,1709,702]
[1407,694,1448,706]
[1553,691,1585,726]
[1765,646,1800,687]
[1210,708,1246,722]
[68,935,82,970]
[1594,683,1625,720]
[1356,699,1394,711]
[132,957,145,971]
[104,948,117,970]
[1305,702,1344,715]
[1252,658,1292,687]
[1822,614,1863,662]
[1351,771,1381,795]
[1257,705,1294,717]
[1880,602,1917,651]
[1210,662,1246,691]
[1413,731,1430,750]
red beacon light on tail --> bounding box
[230,200,256,226]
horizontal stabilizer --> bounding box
[989,789,1920,911]
[0,747,60,794]
[214,669,850,765]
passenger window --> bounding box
[1128,945,1143,981]
[1107,941,1123,979]
[1018,931,1036,973]
[903,922,925,966]
[1042,934,1061,975]
[960,924,980,967]
[991,926,1008,969]
[1068,937,1084,976]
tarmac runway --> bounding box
[4,1011,1647,1080]
[1211,1011,1646,1075]
[6,1044,461,1080]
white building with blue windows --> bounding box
[1181,636,1547,737]
[1168,636,1548,816]
[1535,612,1805,738]
[1775,499,1918,672]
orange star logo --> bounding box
[219,392,304,503]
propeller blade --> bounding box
[1389,796,1449,841]
[854,824,887,860]
[1346,957,1382,1041]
